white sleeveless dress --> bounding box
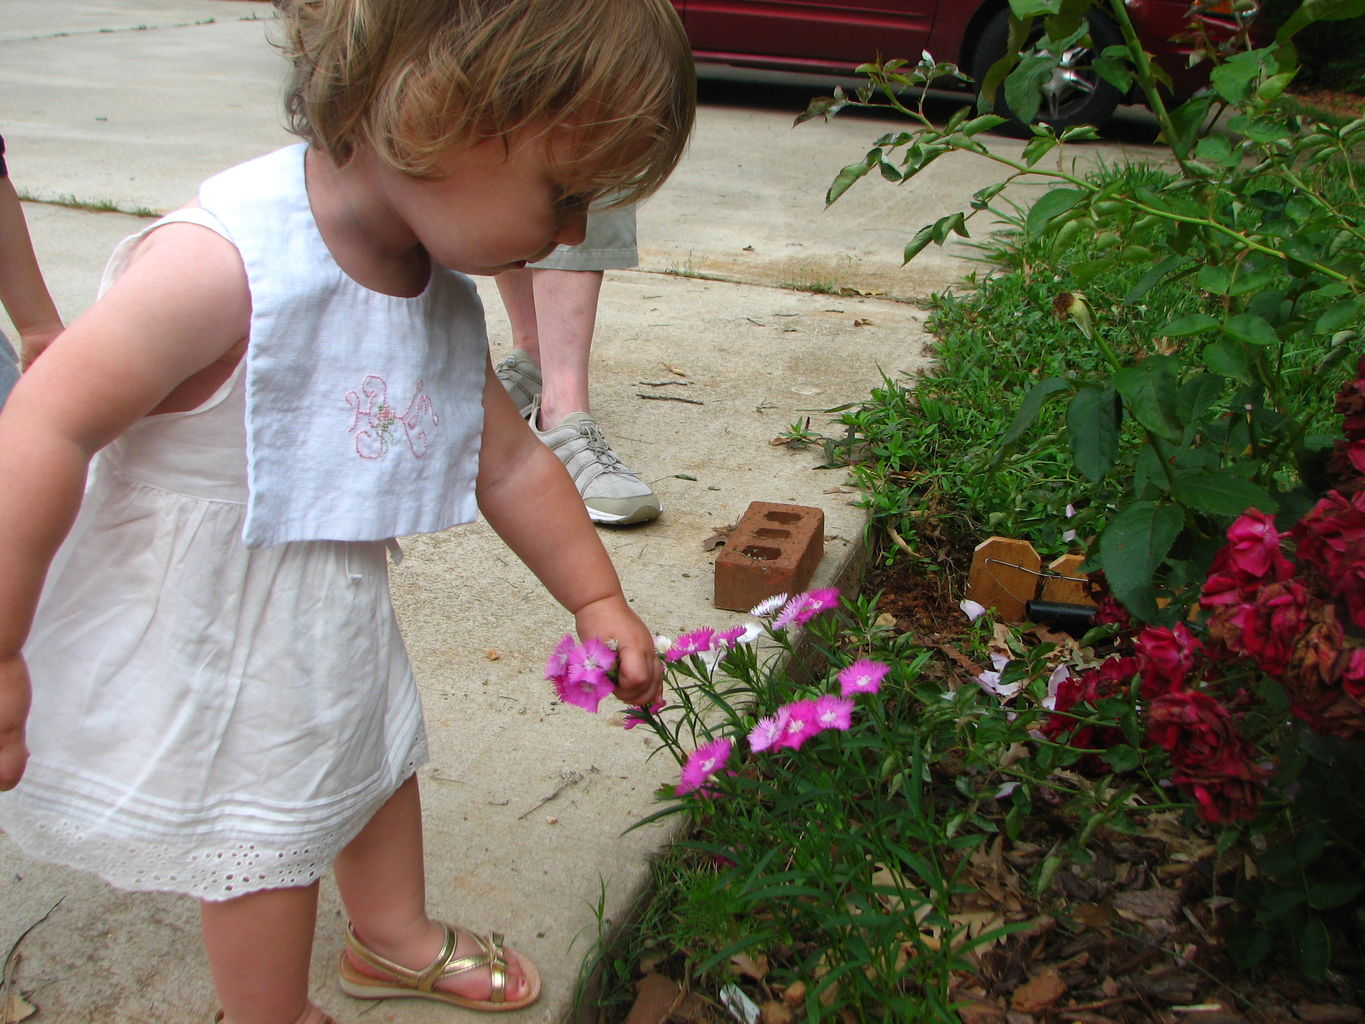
[0,228,441,902]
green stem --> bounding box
[1104,0,1195,169]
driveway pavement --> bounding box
[0,4,1168,1021]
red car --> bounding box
[669,1,1259,130]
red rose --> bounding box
[1206,579,1310,677]
[1085,572,1132,630]
[1182,775,1263,824]
[1344,648,1365,703]
[1040,655,1134,754]
[1221,509,1294,581]
[1146,690,1265,823]
[1333,361,1365,441]
[1275,600,1365,740]
[1135,623,1202,698]
[1146,691,1242,770]
[1201,511,1294,616]
[1292,490,1365,627]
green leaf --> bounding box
[1223,312,1280,347]
[1027,187,1086,237]
[1020,132,1060,167]
[826,157,873,206]
[1277,0,1365,42]
[1101,744,1141,772]
[1256,884,1307,923]
[1168,469,1276,516]
[1197,264,1232,294]
[1209,53,1263,104]
[998,376,1071,456]
[1066,387,1119,482]
[1315,299,1362,334]
[1162,313,1219,338]
[1176,372,1224,431]
[1195,133,1234,165]
[1097,501,1183,622]
[1228,926,1273,969]
[1256,70,1298,104]
[1114,357,1182,442]
[1003,51,1058,125]
[1306,875,1363,910]
[1010,0,1061,19]
[902,224,937,263]
[1125,255,1195,302]
[1294,916,1332,982]
[1203,341,1251,381]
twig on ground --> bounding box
[636,393,704,405]
[1,897,64,1017]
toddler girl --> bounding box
[0,1,695,1022]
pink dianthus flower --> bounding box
[676,738,733,796]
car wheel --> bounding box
[970,7,1124,135]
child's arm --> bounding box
[475,365,663,707]
[0,223,251,790]
[0,174,64,367]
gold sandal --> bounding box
[337,921,541,1012]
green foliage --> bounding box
[1261,0,1365,92]
[804,0,1364,626]
[587,595,1161,1019]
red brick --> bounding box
[714,501,824,611]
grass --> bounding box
[17,188,160,219]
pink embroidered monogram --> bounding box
[345,375,439,460]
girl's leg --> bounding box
[332,774,534,1003]
[200,882,324,1024]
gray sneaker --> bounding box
[530,401,662,525]
[494,349,541,417]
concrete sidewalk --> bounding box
[0,5,1164,1021]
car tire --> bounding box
[970,7,1125,135]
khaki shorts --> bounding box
[532,204,637,271]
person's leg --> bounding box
[200,883,325,1024]
[528,267,601,427]
[492,269,541,364]
[332,774,535,1004]
[491,270,544,417]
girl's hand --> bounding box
[574,596,663,707]
[0,655,32,790]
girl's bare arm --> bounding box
[475,365,663,706]
[0,223,250,789]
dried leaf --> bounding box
[1295,1004,1365,1024]
[957,1001,1007,1024]
[1113,887,1181,924]
[731,952,769,981]
[1011,967,1066,1013]
[702,531,730,551]
[2,990,36,1024]
[760,1001,794,1024]
[1073,902,1113,929]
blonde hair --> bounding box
[276,0,696,206]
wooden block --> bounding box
[965,537,1040,621]
[1040,554,1094,606]
[714,501,824,612]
